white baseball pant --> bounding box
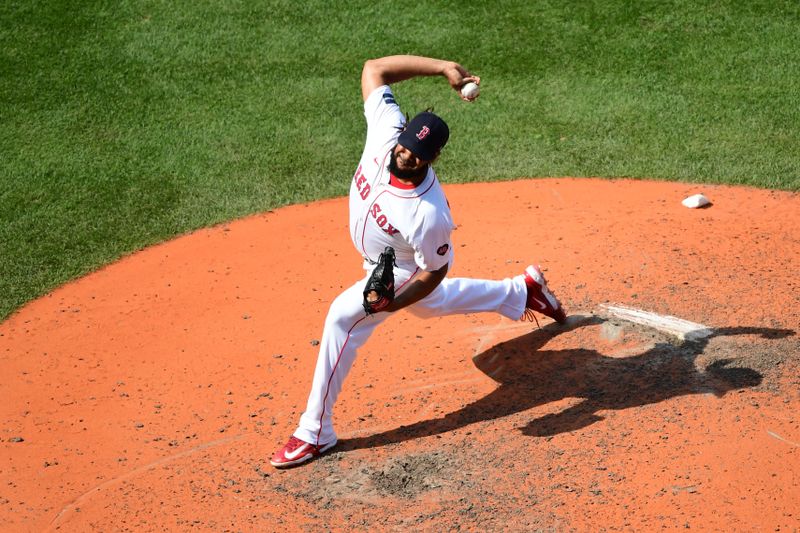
[293,265,528,446]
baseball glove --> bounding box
[363,246,396,314]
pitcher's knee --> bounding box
[325,294,366,330]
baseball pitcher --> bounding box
[271,55,567,467]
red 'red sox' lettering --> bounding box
[353,165,370,200]
[370,203,399,236]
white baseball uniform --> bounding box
[293,85,529,446]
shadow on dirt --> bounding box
[338,317,795,451]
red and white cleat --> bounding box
[270,436,337,468]
[523,265,567,324]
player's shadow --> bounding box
[337,317,794,452]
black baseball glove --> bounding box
[363,246,396,314]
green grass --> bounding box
[2,0,799,320]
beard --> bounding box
[388,149,428,181]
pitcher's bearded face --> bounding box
[389,144,429,180]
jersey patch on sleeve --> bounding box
[436,244,450,256]
[382,92,396,105]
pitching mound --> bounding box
[1,178,798,531]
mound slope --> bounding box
[1,178,798,531]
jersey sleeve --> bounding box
[363,85,405,154]
[413,208,454,272]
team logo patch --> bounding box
[436,243,449,256]
[416,126,430,140]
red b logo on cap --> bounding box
[416,126,430,140]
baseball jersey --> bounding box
[349,85,455,272]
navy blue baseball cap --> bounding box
[398,111,450,161]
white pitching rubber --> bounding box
[598,304,713,342]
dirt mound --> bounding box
[298,450,466,503]
[1,178,798,531]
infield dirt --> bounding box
[1,178,798,531]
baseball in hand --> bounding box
[461,81,480,100]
